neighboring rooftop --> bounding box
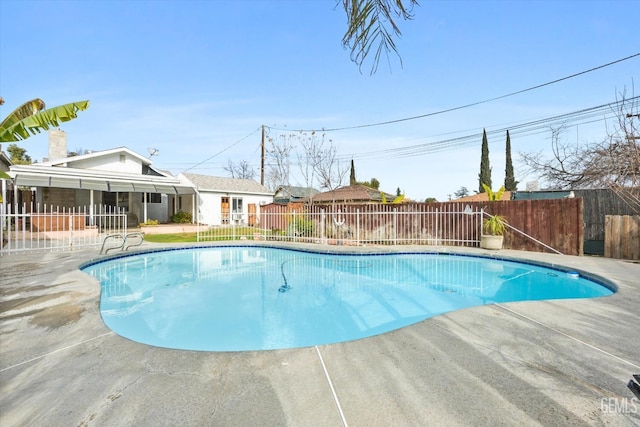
[274,185,319,203]
[181,172,272,195]
[312,184,395,204]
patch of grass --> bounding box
[143,228,277,244]
[143,233,198,243]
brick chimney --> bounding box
[48,129,67,160]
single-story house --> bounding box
[5,130,195,226]
[273,185,319,204]
[178,173,273,226]
[312,184,395,205]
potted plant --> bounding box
[481,214,507,250]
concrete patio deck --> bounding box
[1,243,639,426]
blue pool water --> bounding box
[82,246,614,351]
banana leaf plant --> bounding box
[481,183,505,201]
[0,99,90,142]
[381,192,405,204]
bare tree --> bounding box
[265,129,348,205]
[314,139,349,199]
[520,88,639,212]
[224,159,256,180]
[606,88,640,211]
[297,131,325,207]
[265,132,294,190]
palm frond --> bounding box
[341,0,418,74]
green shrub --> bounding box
[139,219,159,226]
[171,211,192,224]
[288,215,314,236]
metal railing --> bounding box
[1,203,127,255]
[197,205,483,247]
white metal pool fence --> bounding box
[1,203,127,255]
[1,203,484,255]
[197,204,483,247]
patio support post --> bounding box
[89,190,95,226]
[192,193,196,225]
[143,192,148,223]
[13,183,18,212]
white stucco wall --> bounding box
[67,153,143,174]
[197,192,272,226]
[146,194,169,222]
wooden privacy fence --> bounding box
[473,198,584,255]
[604,215,640,260]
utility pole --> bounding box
[261,125,265,185]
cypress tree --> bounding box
[350,159,356,185]
[478,128,492,192]
[504,130,518,191]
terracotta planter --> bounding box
[480,234,503,250]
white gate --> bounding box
[0,203,127,255]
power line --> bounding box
[269,53,640,133]
[168,96,635,171]
[181,127,261,173]
[335,96,637,162]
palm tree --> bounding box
[341,0,419,74]
[0,98,90,142]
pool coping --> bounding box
[1,242,639,426]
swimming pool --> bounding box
[82,246,615,351]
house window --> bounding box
[103,192,129,211]
[142,193,162,203]
[119,154,126,163]
[232,197,243,221]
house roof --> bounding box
[8,147,195,194]
[10,164,195,194]
[40,147,172,178]
[274,185,319,199]
[181,173,272,195]
[44,147,150,166]
[312,184,394,203]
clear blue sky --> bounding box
[1,0,638,201]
